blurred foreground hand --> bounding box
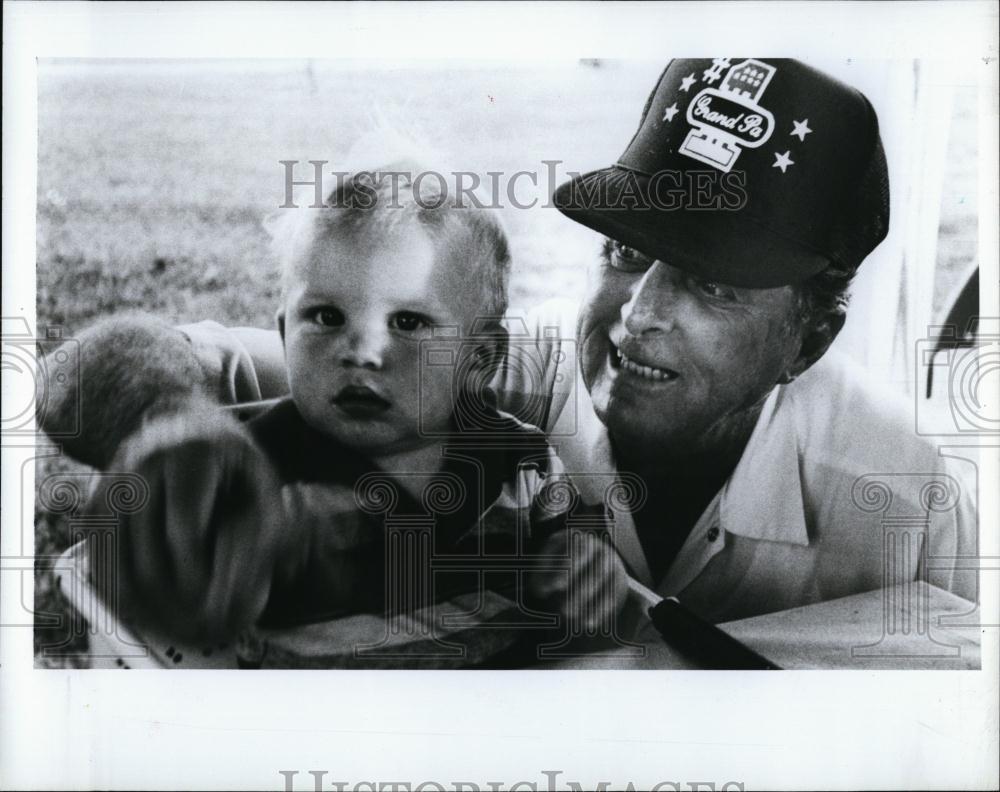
[85,408,296,643]
[527,527,629,634]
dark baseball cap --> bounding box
[553,58,890,288]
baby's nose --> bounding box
[341,323,389,369]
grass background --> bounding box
[32,60,978,666]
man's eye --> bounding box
[390,312,431,332]
[312,307,345,327]
[608,241,654,272]
[693,278,737,301]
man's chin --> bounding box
[605,407,652,444]
[590,379,655,428]
[603,392,688,448]
[586,370,690,445]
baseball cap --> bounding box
[553,58,890,288]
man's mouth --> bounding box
[609,343,679,382]
[331,385,391,418]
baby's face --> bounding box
[281,223,487,457]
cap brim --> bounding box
[553,166,831,289]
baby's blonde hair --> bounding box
[266,130,510,324]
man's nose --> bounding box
[341,321,388,369]
[621,260,680,336]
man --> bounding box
[536,58,975,620]
[42,58,975,641]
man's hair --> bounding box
[266,135,510,324]
[793,132,888,333]
[795,260,858,331]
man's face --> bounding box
[280,223,483,458]
[577,238,806,453]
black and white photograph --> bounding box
[3,2,998,790]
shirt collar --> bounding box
[719,384,810,547]
[553,369,810,586]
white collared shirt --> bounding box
[499,301,977,624]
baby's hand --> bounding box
[527,527,629,634]
[86,407,294,643]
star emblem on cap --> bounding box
[662,102,679,122]
[773,151,795,173]
[791,119,812,141]
[680,73,697,92]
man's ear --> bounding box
[276,309,286,347]
[782,310,846,384]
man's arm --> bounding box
[179,321,289,403]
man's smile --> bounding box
[607,339,680,383]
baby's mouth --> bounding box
[331,385,391,418]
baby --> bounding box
[240,158,627,665]
[84,150,627,667]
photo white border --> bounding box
[3,2,998,790]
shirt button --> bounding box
[706,525,720,542]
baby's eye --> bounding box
[691,277,737,302]
[311,307,345,327]
[608,240,654,272]
[390,312,432,333]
